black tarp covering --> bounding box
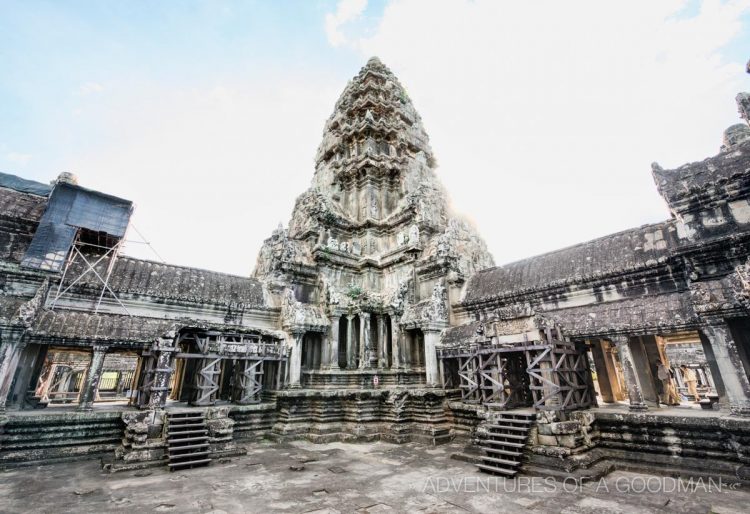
[21,183,133,271]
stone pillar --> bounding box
[329,315,340,370]
[146,337,176,410]
[423,328,442,387]
[289,332,303,387]
[359,314,369,369]
[698,330,728,408]
[602,340,626,401]
[631,336,660,406]
[0,331,27,412]
[590,339,615,403]
[311,335,321,370]
[378,315,388,368]
[78,344,109,411]
[391,315,402,369]
[346,315,356,369]
[610,336,647,411]
[700,322,750,416]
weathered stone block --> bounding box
[550,421,580,435]
[537,434,558,446]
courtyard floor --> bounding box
[1,440,748,513]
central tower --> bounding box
[254,57,493,387]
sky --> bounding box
[1,0,749,276]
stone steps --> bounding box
[166,412,210,471]
[475,411,535,477]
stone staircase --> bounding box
[165,412,211,471]
[475,411,535,477]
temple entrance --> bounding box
[587,332,722,409]
[404,329,425,368]
[441,348,533,410]
[301,333,323,371]
[439,329,595,413]
[476,351,532,409]
[146,330,286,408]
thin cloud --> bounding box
[5,152,33,166]
[325,0,368,47]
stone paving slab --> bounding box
[0,440,748,513]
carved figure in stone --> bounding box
[281,289,306,326]
[436,233,451,258]
[731,260,750,311]
[409,224,420,245]
[326,283,341,305]
[370,195,379,218]
[423,282,448,323]
[327,237,339,251]
[397,232,406,246]
[281,240,296,261]
[689,282,719,314]
[351,241,361,256]
[339,241,348,253]
[389,280,410,313]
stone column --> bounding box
[311,335,321,370]
[423,329,442,387]
[78,344,109,411]
[698,330,728,408]
[329,315,340,370]
[346,315,356,369]
[590,339,615,403]
[378,315,388,368]
[359,313,369,369]
[146,337,176,410]
[701,322,750,416]
[289,332,304,387]
[0,331,27,412]
[391,315,402,369]
[610,335,647,411]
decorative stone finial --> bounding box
[56,171,78,185]
[367,56,383,67]
[737,92,750,126]
[721,123,750,152]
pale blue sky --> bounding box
[0,1,384,178]
[1,1,749,275]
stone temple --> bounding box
[1,57,750,485]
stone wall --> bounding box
[272,388,452,445]
[0,410,124,467]
[526,410,750,483]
